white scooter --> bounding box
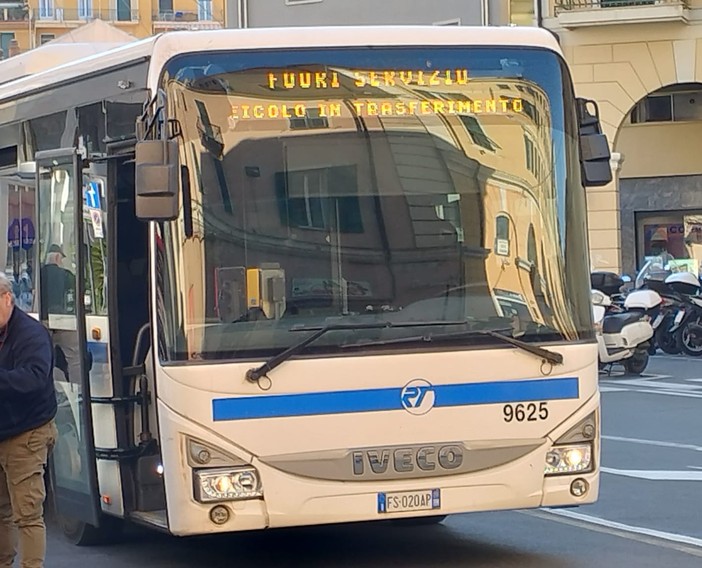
[591,289,658,375]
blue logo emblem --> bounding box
[400,379,435,415]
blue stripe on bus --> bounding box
[212,377,579,421]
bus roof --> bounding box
[0,26,563,105]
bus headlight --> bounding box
[544,444,593,475]
[194,467,263,503]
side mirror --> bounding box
[135,139,179,221]
[577,98,612,187]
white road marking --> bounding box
[653,355,699,363]
[632,389,702,399]
[601,467,702,481]
[602,435,702,452]
[527,508,702,557]
[599,386,627,393]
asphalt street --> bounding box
[42,354,702,567]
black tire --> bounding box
[678,319,702,357]
[390,515,447,526]
[655,318,681,355]
[46,470,123,546]
[56,513,124,546]
[624,349,649,375]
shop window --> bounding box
[637,212,702,275]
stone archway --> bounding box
[564,37,702,273]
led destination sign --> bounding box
[229,98,524,121]
[266,69,471,90]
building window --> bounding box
[527,224,537,265]
[459,115,495,151]
[38,0,54,19]
[197,0,213,21]
[630,88,702,124]
[39,34,55,45]
[495,214,511,256]
[275,166,363,233]
[0,32,14,59]
[116,0,132,21]
[79,0,92,19]
[524,134,543,178]
[289,108,328,130]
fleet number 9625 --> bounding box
[503,402,548,422]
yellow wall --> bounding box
[541,13,702,272]
[618,121,702,178]
[1,0,225,55]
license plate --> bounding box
[377,489,441,514]
[675,311,685,324]
[652,314,664,329]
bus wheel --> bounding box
[57,513,124,546]
[391,515,447,526]
[46,473,123,546]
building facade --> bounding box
[0,0,224,55]
[543,0,702,277]
[226,0,534,29]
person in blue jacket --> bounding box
[0,272,57,568]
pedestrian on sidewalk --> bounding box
[0,272,57,568]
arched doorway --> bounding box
[615,83,702,276]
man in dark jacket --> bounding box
[0,273,57,568]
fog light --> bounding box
[209,505,230,525]
[582,424,595,440]
[570,478,589,497]
[544,444,593,475]
[194,467,263,503]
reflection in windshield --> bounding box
[156,47,593,362]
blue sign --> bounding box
[20,217,34,250]
[7,218,20,250]
[84,181,102,210]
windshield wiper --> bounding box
[341,328,564,366]
[245,320,473,383]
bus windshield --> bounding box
[156,46,593,362]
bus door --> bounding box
[36,149,101,528]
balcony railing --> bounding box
[0,6,27,21]
[554,0,690,27]
[36,8,139,23]
[555,0,688,13]
[152,10,223,29]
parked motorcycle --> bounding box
[644,271,702,356]
[591,289,656,375]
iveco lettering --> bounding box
[0,25,609,542]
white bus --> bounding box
[0,26,611,544]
